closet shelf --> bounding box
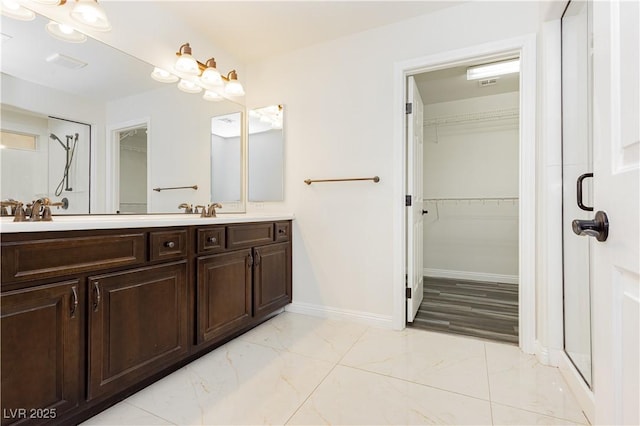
[424,197,518,202]
[424,108,519,127]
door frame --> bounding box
[106,117,151,213]
[392,35,537,354]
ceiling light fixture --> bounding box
[1,0,35,21]
[150,42,245,101]
[466,58,520,80]
[45,20,87,43]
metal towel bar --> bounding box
[153,185,198,192]
[304,176,380,185]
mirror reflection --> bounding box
[0,12,245,214]
[211,112,242,204]
[248,105,284,202]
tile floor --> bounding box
[82,312,589,425]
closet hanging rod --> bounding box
[153,185,198,192]
[424,197,518,202]
[304,176,380,185]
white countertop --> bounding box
[0,213,295,233]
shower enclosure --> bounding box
[561,0,593,386]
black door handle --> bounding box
[572,210,609,242]
[421,210,428,215]
[577,173,594,211]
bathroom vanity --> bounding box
[0,215,292,425]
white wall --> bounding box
[245,1,542,324]
[423,92,519,280]
[106,85,243,213]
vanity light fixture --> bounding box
[466,58,520,80]
[69,0,110,31]
[46,20,87,43]
[151,67,179,83]
[174,43,200,75]
[155,42,245,99]
[177,79,202,94]
[1,0,35,20]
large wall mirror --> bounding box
[1,12,244,214]
[248,105,284,202]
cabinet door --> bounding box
[1,281,80,425]
[253,242,292,318]
[88,261,188,400]
[197,249,252,344]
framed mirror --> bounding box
[1,12,245,214]
[248,105,284,202]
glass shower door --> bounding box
[561,0,593,386]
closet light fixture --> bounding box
[46,20,87,43]
[466,59,520,80]
[152,42,245,100]
[1,0,35,20]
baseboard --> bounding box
[558,351,595,424]
[285,302,394,329]
[424,268,518,284]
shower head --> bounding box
[50,133,70,151]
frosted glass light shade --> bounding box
[70,0,111,31]
[46,21,87,43]
[151,67,179,83]
[178,79,202,94]
[175,54,200,76]
[200,67,223,87]
[224,80,245,97]
[1,0,35,21]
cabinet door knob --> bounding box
[207,236,217,244]
[164,241,176,248]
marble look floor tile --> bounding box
[486,342,587,424]
[287,365,492,425]
[81,401,174,425]
[125,339,334,425]
[340,327,490,399]
[491,403,588,425]
[238,312,368,363]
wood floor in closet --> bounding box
[411,277,519,344]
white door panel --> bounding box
[407,76,424,322]
[591,0,639,423]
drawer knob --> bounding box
[207,236,217,244]
[164,241,176,248]
[278,229,286,234]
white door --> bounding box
[406,76,424,322]
[589,0,639,423]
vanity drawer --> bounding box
[1,233,146,285]
[275,221,290,242]
[150,229,188,261]
[197,227,226,254]
[226,223,274,250]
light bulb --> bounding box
[46,21,87,43]
[70,0,111,31]
[150,67,179,83]
[224,81,245,97]
[2,0,35,21]
[178,79,202,94]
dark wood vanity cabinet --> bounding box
[87,261,189,400]
[0,220,292,425]
[0,280,81,426]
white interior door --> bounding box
[406,76,424,322]
[589,0,639,423]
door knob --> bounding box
[572,210,609,242]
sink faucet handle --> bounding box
[195,205,206,216]
[208,203,222,218]
[178,203,193,213]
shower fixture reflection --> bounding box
[50,132,78,196]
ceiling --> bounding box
[157,1,463,63]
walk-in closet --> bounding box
[410,62,520,344]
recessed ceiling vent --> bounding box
[46,53,87,70]
[478,78,498,87]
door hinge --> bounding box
[406,287,412,299]
[405,195,412,206]
[405,102,413,114]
